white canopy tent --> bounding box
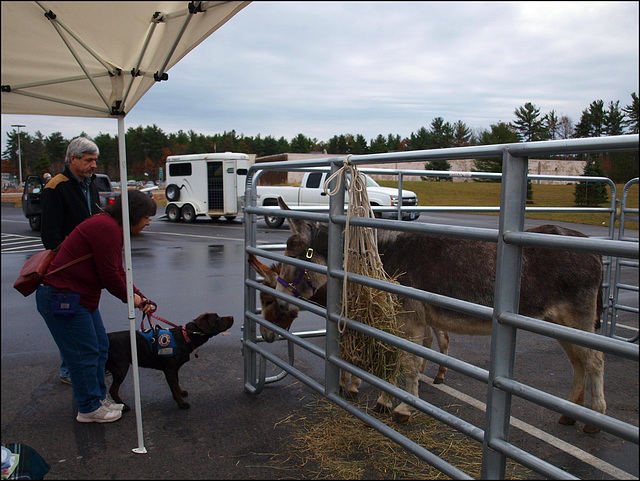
[1,0,250,453]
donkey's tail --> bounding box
[595,283,603,331]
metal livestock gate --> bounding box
[243,134,639,479]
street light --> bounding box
[11,124,25,186]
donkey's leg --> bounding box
[340,370,361,398]
[419,326,435,373]
[418,327,450,384]
[347,375,362,397]
[432,329,450,385]
[557,340,606,433]
[391,304,430,423]
[373,383,394,414]
[392,350,424,423]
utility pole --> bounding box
[11,124,26,186]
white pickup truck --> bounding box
[256,171,420,228]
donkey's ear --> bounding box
[279,196,311,239]
[248,254,278,286]
[277,196,291,210]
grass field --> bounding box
[3,180,637,230]
[377,180,639,230]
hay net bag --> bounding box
[323,157,405,382]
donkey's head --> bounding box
[248,254,298,342]
[249,198,329,342]
[275,197,328,307]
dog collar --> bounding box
[182,326,193,349]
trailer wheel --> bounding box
[264,214,284,228]
[224,215,236,221]
[166,203,181,222]
[29,215,41,231]
[181,204,196,223]
[165,184,180,201]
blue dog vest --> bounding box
[139,327,179,357]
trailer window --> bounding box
[169,163,192,177]
[237,168,248,175]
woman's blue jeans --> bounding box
[36,285,108,414]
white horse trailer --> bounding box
[164,152,250,223]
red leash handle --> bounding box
[140,299,157,313]
[139,299,158,330]
[139,299,180,330]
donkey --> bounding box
[266,198,605,432]
[248,254,450,397]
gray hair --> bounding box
[65,136,99,164]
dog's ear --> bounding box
[193,313,219,336]
[193,313,233,336]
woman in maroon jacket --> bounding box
[36,190,157,423]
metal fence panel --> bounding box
[243,134,639,479]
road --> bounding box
[2,205,638,479]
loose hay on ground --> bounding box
[266,393,533,480]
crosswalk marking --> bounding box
[1,233,44,254]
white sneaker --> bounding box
[76,404,122,423]
[101,398,125,411]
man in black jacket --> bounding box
[41,137,101,250]
[40,136,101,384]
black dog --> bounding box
[106,312,234,411]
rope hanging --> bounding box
[323,157,404,382]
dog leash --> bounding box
[140,300,179,330]
[139,300,199,354]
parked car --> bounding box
[22,173,119,231]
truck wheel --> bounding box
[264,214,284,228]
[371,203,382,219]
[181,204,196,223]
[165,184,180,202]
[29,215,41,231]
[166,204,181,222]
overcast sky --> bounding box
[2,1,638,150]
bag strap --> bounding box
[45,253,93,277]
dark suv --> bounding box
[22,173,117,231]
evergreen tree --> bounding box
[574,156,609,206]
[428,117,455,148]
[352,134,369,154]
[408,126,429,150]
[473,122,520,175]
[604,101,625,136]
[275,136,290,154]
[370,134,387,153]
[622,92,639,134]
[513,102,547,141]
[452,120,473,147]
[575,100,606,138]
[544,110,560,140]
[290,133,312,152]
[387,133,403,151]
[261,135,280,156]
[424,158,452,178]
[44,132,68,174]
[29,131,47,177]
[94,133,119,180]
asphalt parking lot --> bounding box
[2,204,638,479]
